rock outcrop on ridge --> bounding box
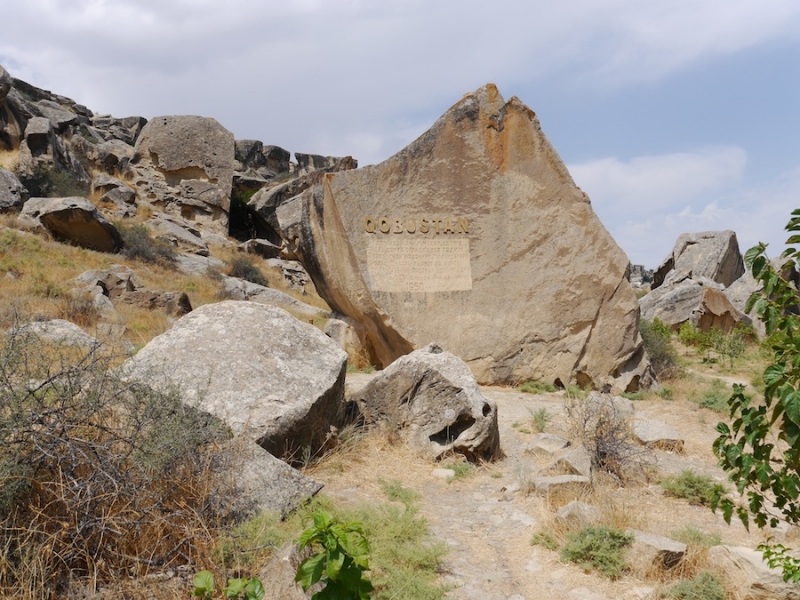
[279,84,653,392]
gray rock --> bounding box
[633,420,684,452]
[627,529,686,571]
[584,391,635,420]
[349,343,500,460]
[526,433,570,457]
[220,276,329,321]
[259,543,313,600]
[0,65,11,103]
[148,214,209,256]
[208,438,322,521]
[324,312,370,361]
[532,475,591,496]
[707,545,800,600]
[130,115,235,234]
[238,238,283,259]
[173,252,225,276]
[11,319,98,348]
[295,152,358,175]
[557,500,599,527]
[0,167,28,212]
[548,446,592,478]
[92,173,136,217]
[653,230,744,290]
[19,196,122,252]
[120,301,347,458]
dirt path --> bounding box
[315,376,763,600]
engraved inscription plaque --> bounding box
[366,238,472,292]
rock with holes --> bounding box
[652,230,744,290]
[120,301,347,458]
[129,115,234,234]
[348,343,500,460]
[281,84,653,392]
[19,196,122,252]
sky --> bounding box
[2,0,799,268]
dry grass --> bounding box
[0,148,19,172]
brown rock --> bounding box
[652,230,744,290]
[19,196,122,252]
[286,84,652,391]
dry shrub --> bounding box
[0,321,231,598]
[565,394,653,483]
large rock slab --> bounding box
[286,84,652,391]
[652,230,744,290]
[640,270,747,332]
[626,529,686,571]
[19,196,122,252]
[130,115,234,234]
[349,343,500,460]
[708,545,800,600]
[121,301,347,458]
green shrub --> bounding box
[530,531,558,551]
[519,380,556,394]
[442,460,476,482]
[529,407,552,433]
[228,256,269,287]
[640,318,680,379]
[659,471,725,506]
[560,526,633,579]
[118,222,178,267]
[662,571,725,599]
[691,379,731,413]
[18,164,89,198]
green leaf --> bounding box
[245,578,265,600]
[192,570,215,597]
[296,553,326,590]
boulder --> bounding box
[120,301,347,458]
[219,275,329,321]
[0,167,28,212]
[348,343,500,460]
[295,152,358,175]
[652,230,744,290]
[130,116,234,234]
[626,529,686,571]
[633,420,684,452]
[147,213,209,256]
[531,475,591,496]
[92,173,136,217]
[583,391,635,420]
[259,543,313,600]
[19,196,122,252]
[11,319,98,348]
[640,270,747,332]
[238,237,282,259]
[324,312,371,363]
[557,500,599,527]
[208,438,322,522]
[0,65,11,103]
[173,252,226,276]
[547,446,592,478]
[525,433,570,457]
[708,545,800,600]
[282,84,652,391]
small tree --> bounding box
[713,208,800,581]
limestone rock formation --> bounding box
[652,230,744,290]
[640,269,748,332]
[708,545,800,600]
[129,115,235,234]
[282,84,652,391]
[121,301,347,458]
[0,167,28,212]
[349,343,500,460]
[19,196,122,252]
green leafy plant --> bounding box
[559,526,633,579]
[661,571,725,600]
[713,209,800,581]
[530,531,559,551]
[659,471,725,506]
[192,570,265,600]
[295,510,373,599]
[518,380,557,394]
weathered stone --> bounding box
[0,167,28,212]
[708,545,800,600]
[324,312,371,362]
[295,152,358,175]
[11,319,98,348]
[120,301,347,458]
[525,433,570,457]
[633,420,684,452]
[130,116,234,234]
[147,214,209,256]
[238,237,282,259]
[259,543,313,600]
[653,230,744,290]
[531,475,591,496]
[92,173,136,216]
[640,270,747,332]
[173,252,225,276]
[19,196,122,252]
[220,275,329,321]
[208,438,322,522]
[627,529,686,571]
[0,65,11,103]
[548,446,592,478]
[284,84,652,391]
[557,500,599,527]
[583,391,636,420]
[349,343,500,460]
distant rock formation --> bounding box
[652,231,744,290]
[274,84,653,392]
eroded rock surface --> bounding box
[19,196,122,252]
[349,343,500,460]
[652,230,744,290]
[286,84,652,391]
[121,301,347,458]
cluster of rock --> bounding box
[639,230,762,333]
